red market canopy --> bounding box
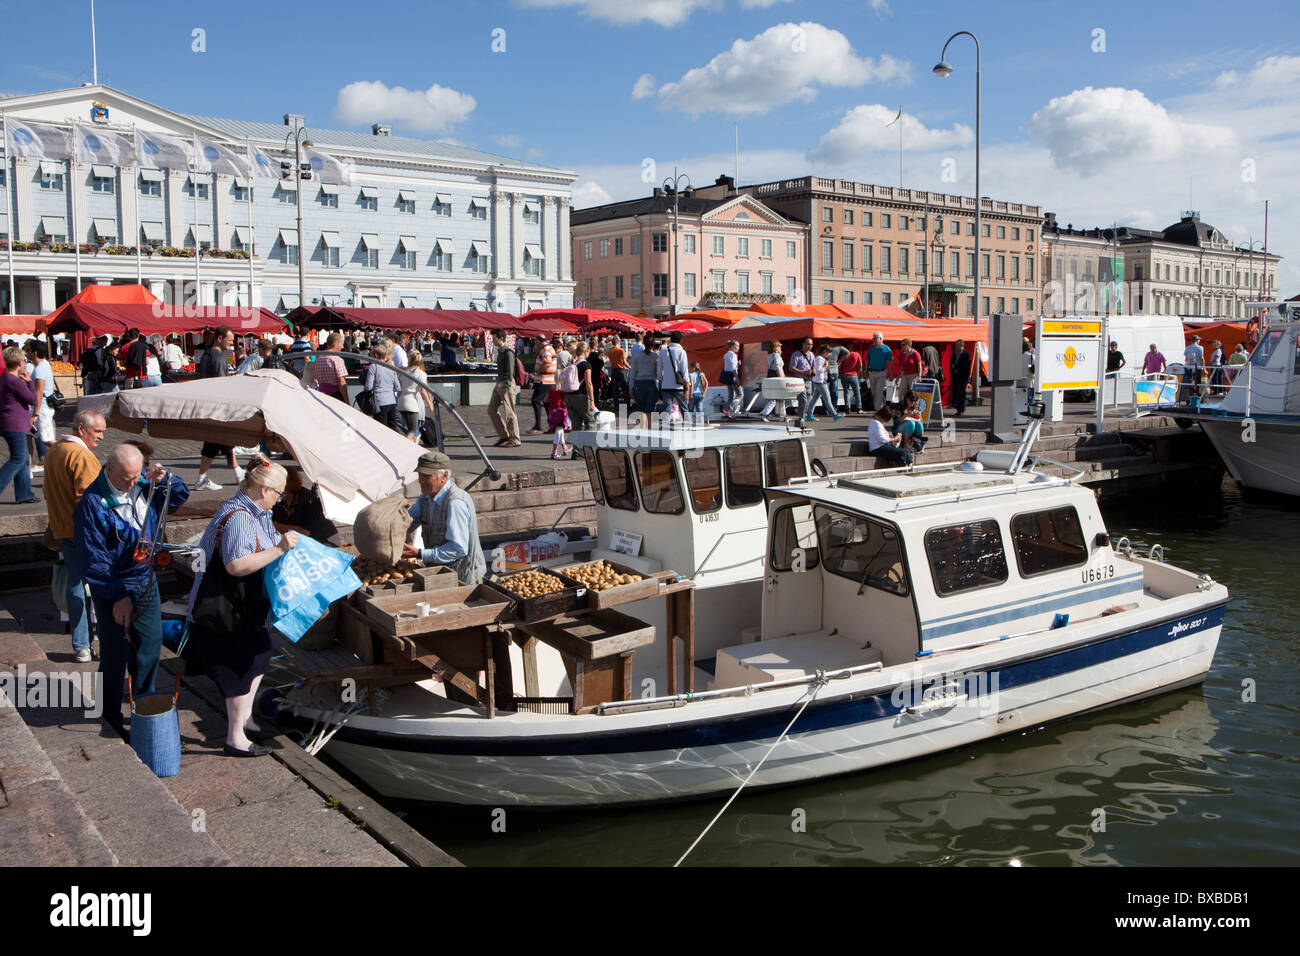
[671,309,744,327]
[517,309,579,333]
[43,283,162,327]
[0,315,42,336]
[1184,321,1249,352]
[47,302,287,357]
[659,319,715,335]
[527,308,655,332]
[285,305,524,334]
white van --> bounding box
[1057,314,1185,403]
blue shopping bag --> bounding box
[263,536,363,643]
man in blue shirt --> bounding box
[403,451,485,585]
[865,332,893,411]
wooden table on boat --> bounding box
[330,569,695,717]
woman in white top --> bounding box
[760,341,791,417]
[396,349,433,442]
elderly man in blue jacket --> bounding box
[75,443,189,734]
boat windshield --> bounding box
[1251,329,1284,368]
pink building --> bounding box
[571,176,808,318]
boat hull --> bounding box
[281,602,1226,808]
[1197,414,1300,498]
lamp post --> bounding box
[284,125,313,309]
[662,167,691,317]
[929,222,945,318]
[933,31,980,328]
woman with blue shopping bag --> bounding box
[186,458,298,757]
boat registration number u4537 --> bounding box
[1082,563,1116,583]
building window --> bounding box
[278,184,296,204]
[433,197,452,217]
[319,189,337,208]
[614,237,624,255]
[822,240,834,272]
[139,175,160,197]
[684,273,696,297]
[862,242,873,272]
[524,249,543,278]
[523,203,540,224]
[967,252,976,278]
[683,235,695,254]
[982,253,991,278]
[402,250,417,270]
[737,272,750,294]
[951,219,960,235]
[761,272,773,294]
[654,273,669,297]
[1026,257,1034,282]
[844,208,854,225]
[41,172,64,191]
[967,222,975,236]
[787,276,796,299]
[997,254,1006,279]
[997,296,1006,312]
[786,240,796,258]
[583,241,592,260]
[600,276,609,300]
[1011,297,1020,314]
[761,238,772,259]
[862,212,872,227]
[469,199,487,220]
[284,242,299,265]
[322,244,339,268]
[917,248,927,276]
[398,197,416,214]
[982,224,991,238]
[863,291,872,304]
[365,247,379,268]
[652,232,668,253]
[1011,256,1020,281]
[950,250,959,276]
[996,225,1006,239]
[630,235,640,254]
[583,278,592,300]
[822,206,834,222]
[737,237,749,258]
[882,292,892,305]
[712,235,725,256]
[881,245,892,274]
[842,241,854,272]
[1027,298,1034,312]
[823,290,834,304]
[630,274,641,297]
[844,290,854,304]
[600,239,610,258]
[188,181,209,200]
[469,249,489,273]
[900,216,910,231]
[614,275,624,298]
[982,296,990,316]
[91,172,114,194]
[899,246,909,275]
[1012,227,1020,240]
[712,270,725,293]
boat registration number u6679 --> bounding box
[1082,563,1116,583]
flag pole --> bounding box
[2,112,15,315]
[71,153,82,293]
[191,136,200,307]
[90,0,98,85]
[132,124,142,285]
[246,139,254,309]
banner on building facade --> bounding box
[302,146,353,185]
[3,118,72,161]
[247,144,280,179]
[135,129,193,171]
[193,136,251,177]
[73,121,133,166]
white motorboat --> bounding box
[1176,301,1300,498]
[271,418,1228,808]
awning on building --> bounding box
[233,226,253,245]
[189,224,213,243]
[927,283,974,294]
[92,218,118,239]
[398,189,416,201]
[279,294,301,310]
[360,233,380,250]
[469,240,490,256]
[320,231,341,248]
[434,237,454,252]
[523,243,545,259]
[279,179,297,191]
[319,182,339,195]
[90,164,115,179]
[398,235,419,252]
[359,186,378,199]
[40,215,67,236]
[360,295,383,308]
[399,297,419,308]
[434,193,452,204]
[140,221,165,242]
[139,168,163,182]
[278,228,298,245]
[39,161,63,177]
[232,175,250,188]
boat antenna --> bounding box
[90,0,98,85]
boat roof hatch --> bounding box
[837,472,1018,499]
[569,423,813,451]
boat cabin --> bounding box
[570,424,811,587]
[711,459,1142,688]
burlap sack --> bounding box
[353,491,410,566]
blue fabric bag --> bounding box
[263,536,363,643]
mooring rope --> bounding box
[674,671,831,867]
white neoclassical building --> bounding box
[0,85,576,315]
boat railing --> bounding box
[595,659,886,715]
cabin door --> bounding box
[761,500,824,638]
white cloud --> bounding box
[867,0,890,14]
[632,74,657,100]
[810,105,972,163]
[492,133,523,148]
[527,146,543,158]
[656,22,908,116]
[739,0,792,7]
[333,80,476,133]
[571,179,615,208]
[514,0,720,27]
[1213,54,1300,93]
[1027,86,1235,175]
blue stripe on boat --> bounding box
[321,604,1225,757]
[920,576,1144,639]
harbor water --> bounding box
[388,479,1299,866]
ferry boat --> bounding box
[270,417,1228,808]
[1174,301,1300,498]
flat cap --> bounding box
[416,451,452,474]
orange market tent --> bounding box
[47,302,287,357]
[0,315,42,336]
[683,313,989,405]
[675,308,745,326]
[42,283,162,327]
[1184,321,1249,353]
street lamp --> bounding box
[284,125,313,310]
[663,167,691,317]
[933,31,980,327]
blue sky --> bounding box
[3,0,1297,285]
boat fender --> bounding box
[1051,613,1069,629]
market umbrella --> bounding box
[658,319,714,334]
[81,369,422,512]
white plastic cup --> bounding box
[415,602,431,618]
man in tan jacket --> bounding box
[44,409,107,661]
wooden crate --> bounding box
[555,560,665,610]
[414,565,458,592]
[517,608,656,660]
[482,568,586,622]
[362,585,515,637]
